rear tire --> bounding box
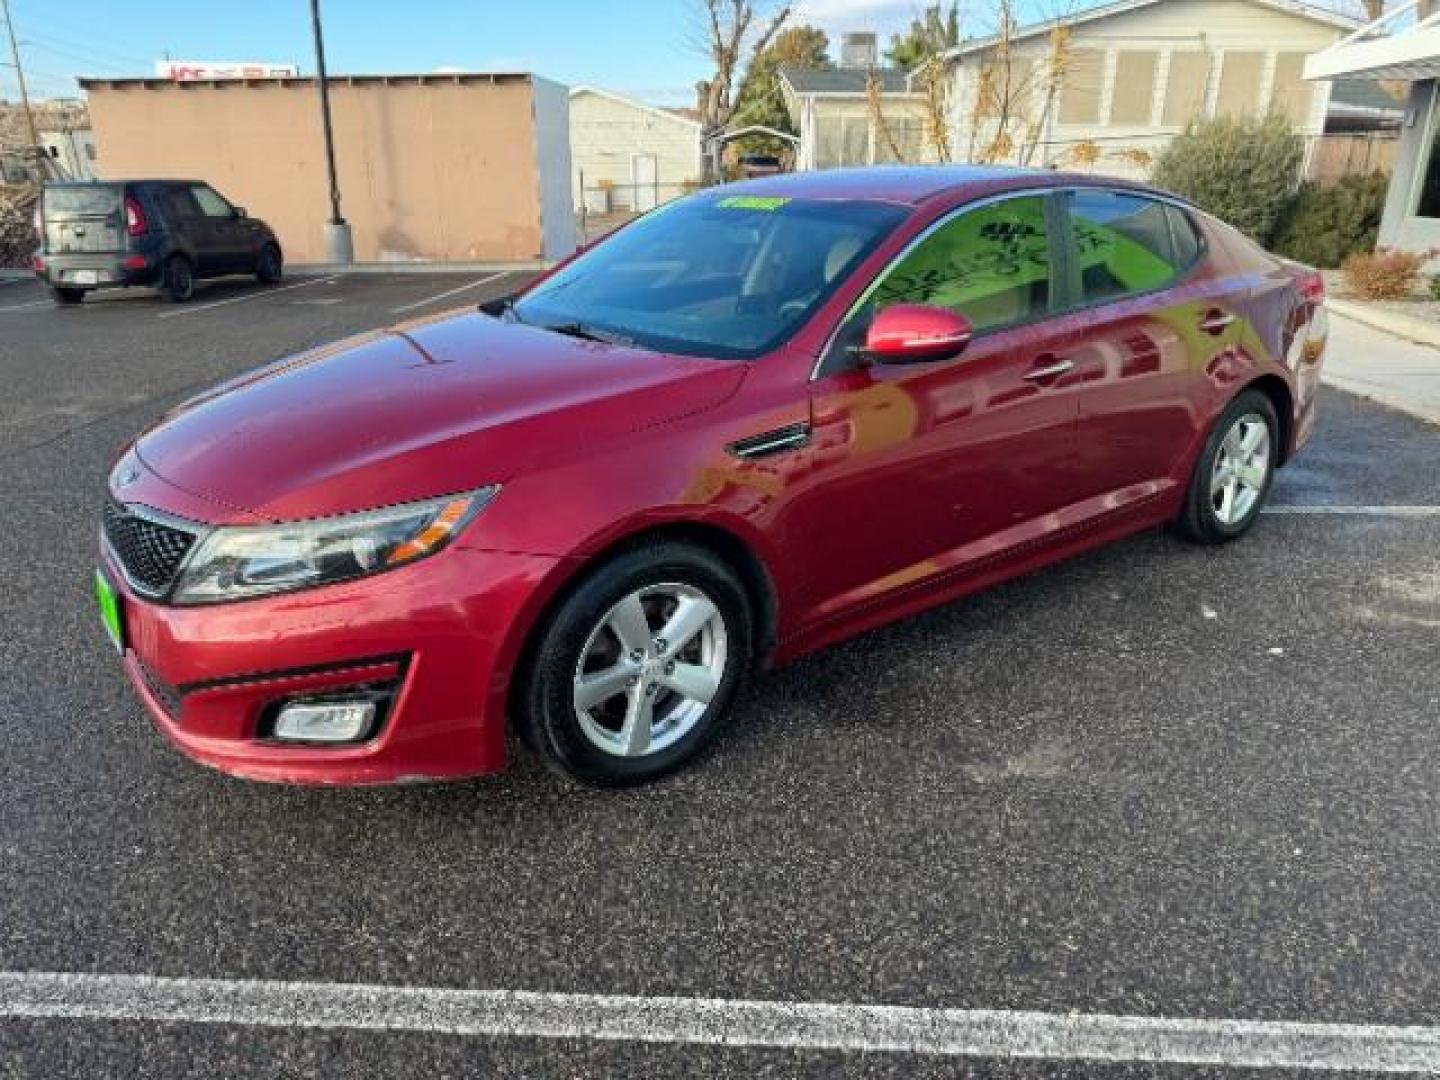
[256,243,283,284]
[1176,388,1279,544]
[50,286,84,306]
[161,255,195,303]
[516,542,753,787]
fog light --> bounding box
[272,700,376,743]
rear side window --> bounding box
[43,185,120,218]
[156,185,202,222]
[1166,204,1202,270]
[1067,190,1193,304]
[867,194,1053,334]
[190,184,234,217]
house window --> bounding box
[874,117,925,163]
[1417,91,1440,218]
[1111,51,1158,125]
[1215,51,1264,118]
[1163,51,1211,126]
[1270,52,1313,125]
[975,56,1036,121]
[1059,50,1105,124]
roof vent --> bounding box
[840,32,878,69]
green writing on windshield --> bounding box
[717,196,790,211]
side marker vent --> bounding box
[727,422,811,460]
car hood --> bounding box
[134,312,746,521]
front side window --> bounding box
[190,184,234,218]
[514,196,906,360]
[1068,190,1188,304]
[866,194,1054,334]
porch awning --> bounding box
[1305,0,1440,81]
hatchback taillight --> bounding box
[125,196,147,237]
[1298,269,1324,304]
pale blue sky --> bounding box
[3,0,991,107]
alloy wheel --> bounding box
[572,582,728,758]
[1210,413,1271,525]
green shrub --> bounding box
[1429,274,1440,301]
[1151,113,1304,246]
[1271,172,1389,268]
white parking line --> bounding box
[1264,505,1440,517]
[0,299,50,313]
[389,272,510,314]
[156,276,339,319]
[2,972,1439,1072]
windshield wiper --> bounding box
[543,321,634,347]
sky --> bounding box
[1,0,959,108]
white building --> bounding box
[39,128,99,181]
[940,0,1361,178]
[1306,0,1440,254]
[568,86,702,213]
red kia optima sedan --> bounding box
[97,167,1327,787]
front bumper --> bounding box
[102,542,565,785]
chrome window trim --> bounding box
[809,186,1064,381]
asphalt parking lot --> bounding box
[1,272,1438,1077]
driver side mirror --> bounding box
[862,304,972,365]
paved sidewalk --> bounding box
[1324,309,1440,426]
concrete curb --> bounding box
[1326,298,1440,350]
[289,261,548,275]
[1321,368,1440,427]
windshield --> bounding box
[514,195,908,360]
[43,184,121,218]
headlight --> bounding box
[171,488,497,605]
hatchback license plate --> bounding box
[71,270,100,285]
[95,569,125,653]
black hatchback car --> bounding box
[33,180,282,305]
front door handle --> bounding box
[1199,309,1236,335]
[1022,358,1074,383]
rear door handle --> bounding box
[1022,358,1074,383]
[1199,309,1236,335]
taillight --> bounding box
[125,196,147,237]
[1298,269,1324,304]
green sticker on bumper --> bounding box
[95,569,123,653]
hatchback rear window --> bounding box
[44,185,121,218]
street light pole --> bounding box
[309,0,352,263]
[1,0,41,155]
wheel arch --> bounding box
[1242,373,1295,464]
[497,516,782,758]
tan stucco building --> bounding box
[81,72,575,264]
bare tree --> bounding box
[692,0,791,179]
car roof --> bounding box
[43,178,206,189]
[713,165,1154,206]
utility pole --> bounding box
[1,0,41,153]
[309,0,352,263]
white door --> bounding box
[631,153,658,212]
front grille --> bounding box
[102,501,197,597]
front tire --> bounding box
[161,255,195,303]
[1177,388,1279,544]
[517,542,753,786]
